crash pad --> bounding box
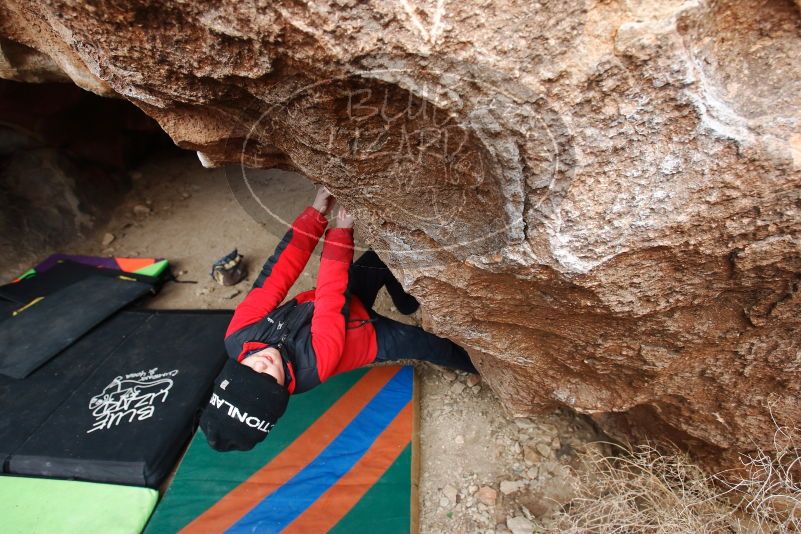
[0,475,157,534]
[145,365,416,534]
[6,310,232,487]
[0,259,161,305]
[0,275,153,379]
[0,312,149,467]
[0,299,16,317]
[30,253,168,279]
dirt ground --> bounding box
[4,150,605,533]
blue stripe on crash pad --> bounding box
[226,366,413,533]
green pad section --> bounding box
[145,368,368,533]
[1,476,157,533]
[329,443,412,533]
[15,268,36,281]
[133,259,169,278]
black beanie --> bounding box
[200,359,289,452]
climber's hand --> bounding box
[335,206,354,229]
[312,186,335,215]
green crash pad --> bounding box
[1,476,157,533]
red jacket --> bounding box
[224,207,377,393]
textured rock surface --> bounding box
[2,0,800,467]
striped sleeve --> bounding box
[310,228,354,382]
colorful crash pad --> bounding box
[0,259,162,305]
[5,310,232,487]
[0,475,157,534]
[0,275,154,379]
[31,253,169,279]
[145,365,417,534]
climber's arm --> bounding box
[310,207,354,382]
[225,187,334,336]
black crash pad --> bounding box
[0,260,161,305]
[0,275,153,379]
[0,312,150,467]
[6,310,232,488]
[0,299,15,318]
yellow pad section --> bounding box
[1,476,157,533]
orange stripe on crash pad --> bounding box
[282,401,413,534]
[181,366,400,534]
[115,257,156,273]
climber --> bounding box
[200,186,476,452]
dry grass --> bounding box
[717,421,801,532]
[551,420,801,533]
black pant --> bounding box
[348,251,476,373]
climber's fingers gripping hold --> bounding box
[336,206,354,229]
[312,186,335,215]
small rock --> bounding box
[539,423,558,437]
[551,436,561,450]
[524,445,539,465]
[223,289,241,299]
[466,374,481,387]
[513,418,535,430]
[101,232,115,246]
[439,496,450,508]
[500,479,527,495]
[524,494,554,518]
[177,270,188,276]
[195,287,209,297]
[471,385,482,394]
[521,505,534,521]
[454,434,465,445]
[450,381,466,395]
[526,466,539,479]
[442,370,457,381]
[476,486,497,506]
[468,484,478,494]
[442,484,458,504]
[133,204,151,217]
[535,442,552,457]
[538,461,560,480]
[181,191,191,200]
[507,516,535,534]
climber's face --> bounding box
[241,347,285,386]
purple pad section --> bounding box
[35,254,121,273]
[34,254,164,274]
